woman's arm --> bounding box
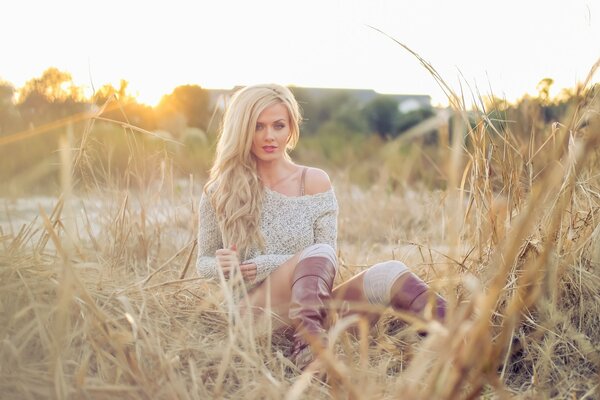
[306,168,338,251]
[196,192,223,279]
[313,200,338,251]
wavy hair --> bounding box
[204,84,301,258]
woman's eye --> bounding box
[256,124,263,131]
[275,124,285,130]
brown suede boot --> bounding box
[288,256,336,370]
[390,272,446,322]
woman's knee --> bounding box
[362,260,410,304]
[298,243,337,270]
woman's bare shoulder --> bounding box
[303,167,332,195]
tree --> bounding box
[396,108,435,133]
[536,78,554,104]
[92,79,135,105]
[314,91,367,135]
[363,95,400,138]
[0,81,22,135]
[289,86,319,134]
[156,85,211,135]
[90,80,156,129]
[17,67,85,126]
[19,67,82,103]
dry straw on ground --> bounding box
[2,66,600,398]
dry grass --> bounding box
[2,70,600,399]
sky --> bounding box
[1,0,599,106]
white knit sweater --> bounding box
[196,187,338,284]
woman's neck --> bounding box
[256,159,297,187]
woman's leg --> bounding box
[239,244,338,369]
[332,261,446,328]
[240,253,300,327]
[387,263,446,322]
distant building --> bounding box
[294,87,431,112]
[207,86,431,113]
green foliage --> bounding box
[536,77,554,104]
[2,69,595,195]
[92,81,157,131]
[19,67,83,103]
[482,82,597,138]
[156,85,211,134]
[92,80,134,105]
[396,107,435,133]
[290,88,368,136]
[0,82,22,135]
[295,125,383,186]
[289,87,320,135]
[363,95,399,138]
[177,132,217,177]
[17,68,86,127]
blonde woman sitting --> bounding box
[196,83,446,370]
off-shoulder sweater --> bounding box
[196,187,338,284]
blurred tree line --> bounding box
[0,68,213,136]
[482,78,596,137]
[0,67,438,192]
[0,68,215,193]
[0,68,436,141]
[0,68,590,193]
[290,87,435,139]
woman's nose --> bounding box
[265,128,275,141]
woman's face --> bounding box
[251,102,291,163]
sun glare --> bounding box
[130,86,165,107]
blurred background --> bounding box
[0,66,593,194]
[1,0,599,195]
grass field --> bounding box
[1,72,599,398]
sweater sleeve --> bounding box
[313,190,339,251]
[195,192,222,279]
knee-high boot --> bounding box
[288,256,336,369]
[390,272,446,321]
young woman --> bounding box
[196,83,446,369]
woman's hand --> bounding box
[240,263,257,282]
[215,246,240,279]
[215,245,256,282]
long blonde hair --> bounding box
[205,84,301,258]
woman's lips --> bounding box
[263,146,277,153]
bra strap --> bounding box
[299,167,308,196]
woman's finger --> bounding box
[217,259,236,268]
[216,249,239,262]
[217,255,239,266]
[216,252,236,260]
[241,266,255,274]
